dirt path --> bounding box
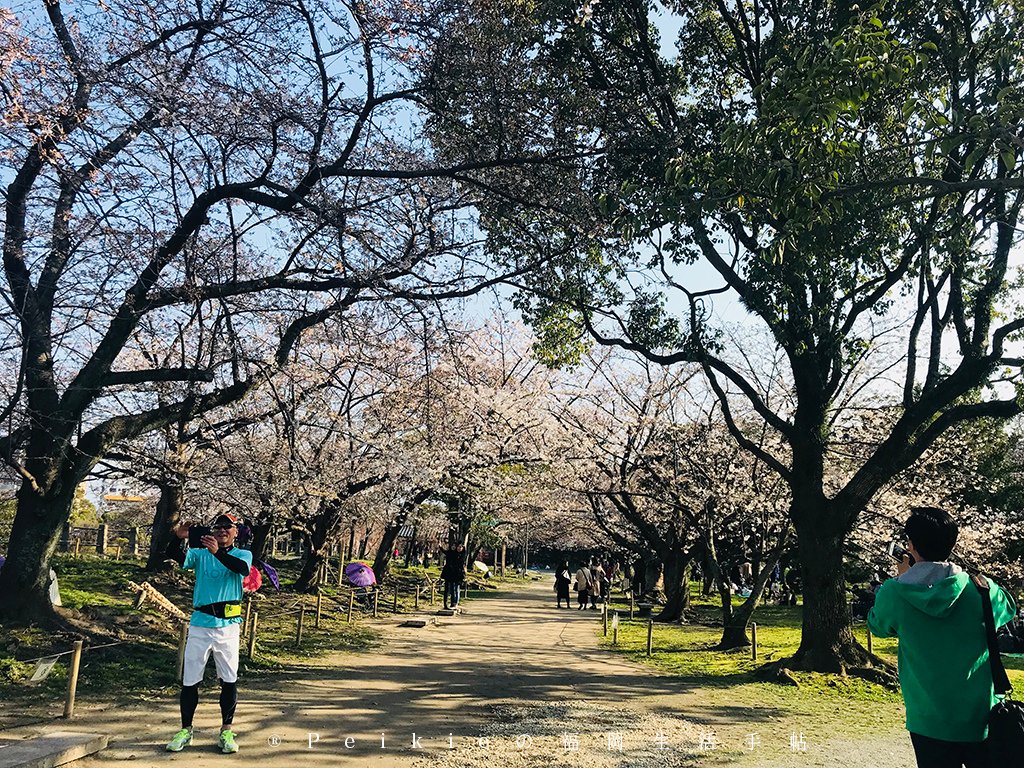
[4,576,913,767]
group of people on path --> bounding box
[157,505,1019,768]
[554,559,613,609]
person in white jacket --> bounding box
[574,563,593,610]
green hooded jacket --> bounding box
[867,563,1017,742]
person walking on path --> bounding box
[868,507,1017,768]
[574,562,594,610]
[555,561,572,608]
[164,513,253,754]
[442,543,467,609]
[590,561,607,608]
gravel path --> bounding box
[3,576,914,766]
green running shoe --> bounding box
[165,728,192,752]
[219,729,239,754]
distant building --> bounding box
[95,480,156,527]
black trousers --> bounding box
[910,732,988,768]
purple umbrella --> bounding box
[258,561,280,590]
[344,562,376,587]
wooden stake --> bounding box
[612,612,619,646]
[73,538,81,557]
[646,619,653,657]
[430,583,435,605]
[751,622,758,661]
[602,604,608,636]
[247,611,259,658]
[414,586,420,609]
[373,589,379,618]
[243,598,252,637]
[867,628,873,655]
[315,593,323,629]
[296,606,305,647]
[347,591,355,623]
[114,544,122,560]
[338,550,344,586]
[176,621,189,682]
[63,640,83,719]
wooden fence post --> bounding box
[602,604,608,636]
[338,550,345,586]
[430,582,436,605]
[128,527,140,557]
[243,598,252,637]
[867,628,873,655]
[63,640,84,718]
[315,593,323,629]
[247,612,259,658]
[612,612,619,646]
[96,524,108,555]
[414,586,420,609]
[296,606,305,647]
[347,591,355,623]
[646,619,653,657]
[73,538,81,557]
[373,589,379,618]
[629,591,635,620]
[751,622,758,661]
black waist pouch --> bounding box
[195,601,242,619]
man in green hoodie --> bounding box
[867,507,1017,768]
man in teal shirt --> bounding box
[868,507,1016,768]
[164,513,252,754]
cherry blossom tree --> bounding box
[0,0,564,622]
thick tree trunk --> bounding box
[372,489,431,582]
[718,563,776,649]
[716,533,789,650]
[296,500,345,592]
[248,523,272,564]
[345,523,356,560]
[654,549,691,622]
[145,479,183,571]
[295,532,327,593]
[0,481,76,624]
[357,531,369,559]
[787,519,868,671]
[372,521,403,583]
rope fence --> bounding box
[11,572,476,722]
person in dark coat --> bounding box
[555,561,572,608]
[441,543,467,609]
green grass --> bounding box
[0,554,385,717]
[597,591,1024,761]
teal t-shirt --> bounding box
[182,546,253,628]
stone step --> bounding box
[0,732,108,768]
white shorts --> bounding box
[183,624,240,686]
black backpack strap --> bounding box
[971,574,1013,696]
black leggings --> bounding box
[181,680,237,728]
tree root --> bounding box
[754,663,800,687]
[848,665,900,690]
[753,645,899,690]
